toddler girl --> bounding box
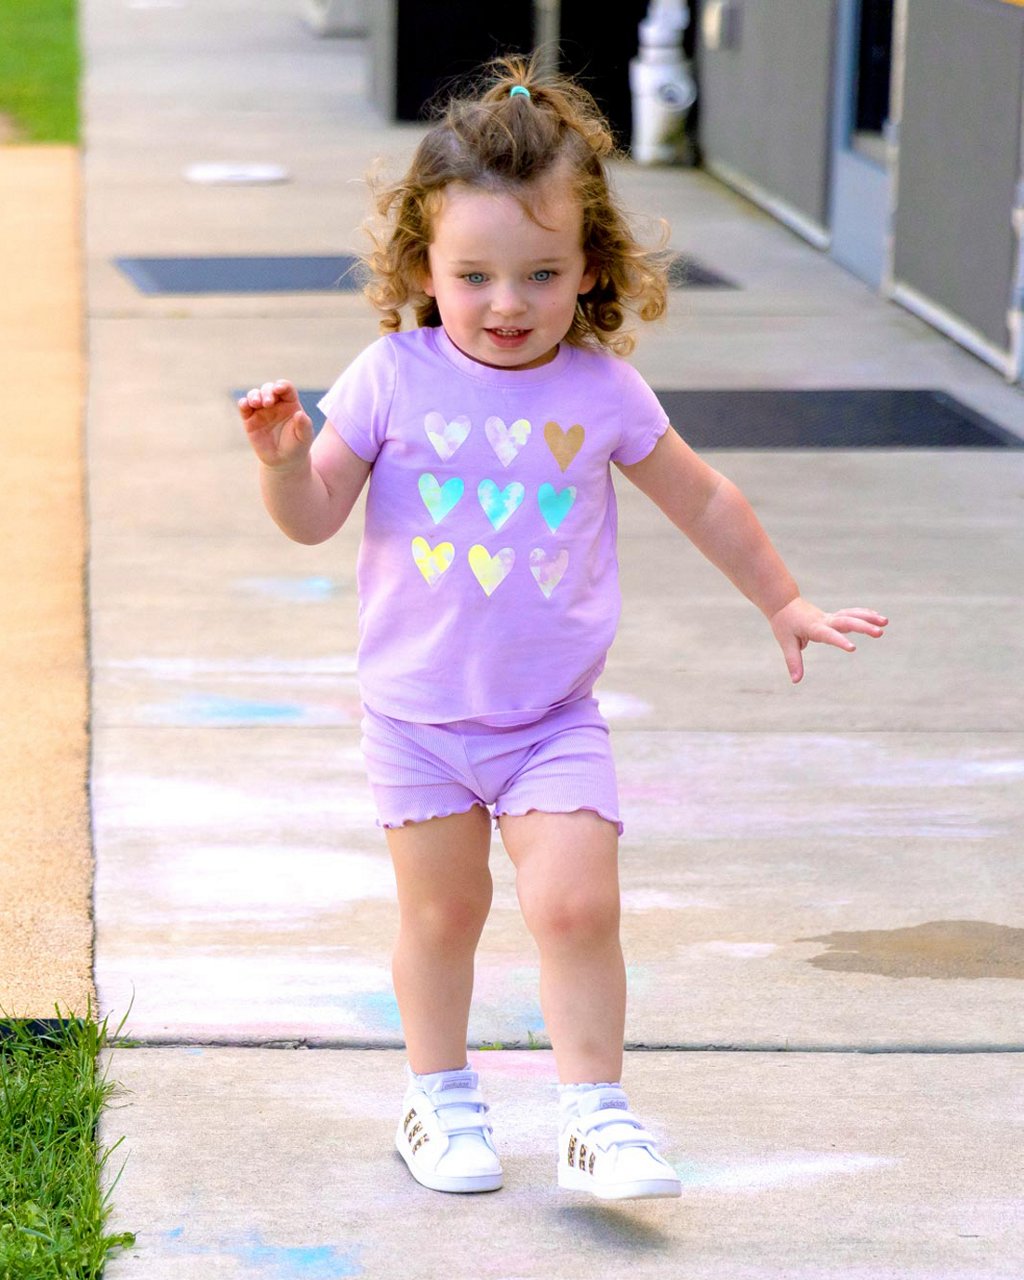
[239,55,887,1201]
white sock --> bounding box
[558,1081,625,1126]
[409,1063,472,1093]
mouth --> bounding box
[486,327,531,346]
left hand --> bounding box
[770,598,888,684]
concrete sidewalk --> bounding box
[71,0,1024,1274]
[102,1046,1022,1279]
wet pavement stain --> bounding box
[799,920,1024,979]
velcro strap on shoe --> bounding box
[579,1109,656,1150]
[436,1087,486,1109]
[435,1088,491,1136]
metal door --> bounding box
[696,0,836,247]
[828,0,894,288]
[887,0,1024,381]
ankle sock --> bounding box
[558,1081,626,1126]
[408,1063,472,1093]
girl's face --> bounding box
[421,174,598,371]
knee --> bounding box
[400,887,492,949]
[519,885,621,950]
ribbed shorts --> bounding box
[359,695,622,835]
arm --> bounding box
[616,428,887,682]
[239,379,372,545]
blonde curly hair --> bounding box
[362,53,669,357]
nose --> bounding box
[491,281,527,319]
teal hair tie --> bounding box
[509,85,531,99]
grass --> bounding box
[0,0,80,143]
[479,1029,546,1051]
[0,1007,135,1279]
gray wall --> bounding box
[696,0,837,232]
[892,0,1024,354]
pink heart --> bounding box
[424,412,471,460]
[529,548,569,598]
[484,415,531,466]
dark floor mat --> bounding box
[116,255,367,294]
[119,253,732,294]
[667,256,736,288]
[654,389,1021,448]
[249,387,1017,449]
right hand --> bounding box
[239,379,314,471]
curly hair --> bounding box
[362,53,669,357]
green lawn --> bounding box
[0,0,80,143]
[0,1010,134,1279]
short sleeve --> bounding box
[316,337,397,464]
[609,360,671,465]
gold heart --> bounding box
[544,421,585,472]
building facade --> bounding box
[696,0,1024,383]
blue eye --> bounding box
[464,272,487,285]
[532,270,554,282]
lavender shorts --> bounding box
[359,696,623,835]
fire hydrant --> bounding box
[629,0,697,165]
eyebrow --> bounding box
[448,257,573,268]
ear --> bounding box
[578,261,599,296]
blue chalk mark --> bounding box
[343,990,403,1033]
[161,1227,362,1277]
[301,989,403,1032]
[173,694,309,725]
[235,1230,363,1277]
[517,1008,546,1036]
[143,693,353,728]
[235,576,339,603]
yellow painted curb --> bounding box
[0,146,94,1017]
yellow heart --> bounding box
[544,420,585,472]
[468,544,515,597]
[411,536,455,586]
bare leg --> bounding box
[498,810,625,1084]
[385,806,493,1075]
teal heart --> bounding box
[537,482,576,532]
[478,478,525,531]
[418,473,465,524]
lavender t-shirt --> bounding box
[318,326,668,725]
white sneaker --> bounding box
[558,1086,682,1200]
[395,1066,503,1194]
